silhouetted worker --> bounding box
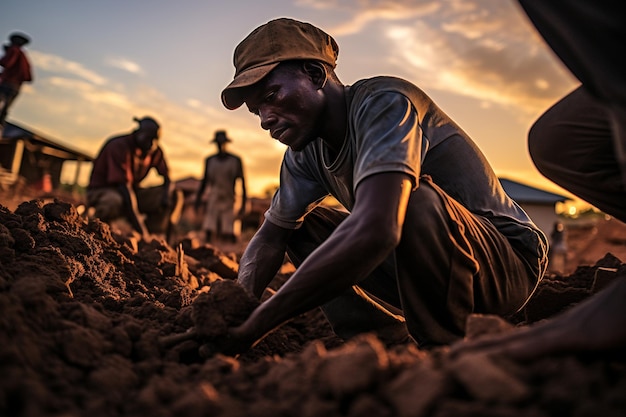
[87,116,175,238]
[0,32,33,130]
[195,130,247,243]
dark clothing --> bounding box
[0,44,32,126]
[288,177,541,346]
[88,134,168,189]
[517,0,626,107]
[267,76,548,346]
[519,0,626,220]
[87,133,171,234]
[529,87,626,221]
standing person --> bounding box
[450,1,626,360]
[195,130,247,243]
[208,17,548,355]
[0,32,33,130]
[87,116,174,238]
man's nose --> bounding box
[259,109,276,131]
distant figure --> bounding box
[548,221,567,273]
[195,130,247,243]
[87,116,178,239]
[0,32,33,129]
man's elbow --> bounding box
[362,223,402,253]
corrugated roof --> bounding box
[1,121,94,161]
[500,178,570,204]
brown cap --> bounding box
[221,18,339,110]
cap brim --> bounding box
[221,62,280,110]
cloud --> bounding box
[29,50,107,85]
[377,1,577,115]
[296,0,577,115]
[105,57,145,75]
[296,0,440,36]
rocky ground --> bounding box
[0,196,625,417]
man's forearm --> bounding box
[120,184,149,236]
[237,224,290,298]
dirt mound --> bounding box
[1,199,625,417]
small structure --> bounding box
[0,121,93,193]
[499,177,570,237]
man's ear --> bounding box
[302,61,328,90]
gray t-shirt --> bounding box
[265,76,547,260]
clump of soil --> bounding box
[1,199,625,417]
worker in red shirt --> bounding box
[0,32,33,129]
[87,116,175,238]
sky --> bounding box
[1,0,581,201]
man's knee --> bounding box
[405,181,448,231]
[88,190,124,221]
[527,114,562,175]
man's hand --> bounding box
[198,324,260,358]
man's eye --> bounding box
[264,92,275,102]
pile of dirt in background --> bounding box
[1,199,624,417]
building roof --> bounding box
[500,178,570,204]
[1,121,93,161]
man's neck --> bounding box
[320,81,347,155]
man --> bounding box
[450,1,626,360]
[87,116,173,238]
[195,130,247,243]
[215,18,548,354]
[0,32,33,129]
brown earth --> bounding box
[0,195,625,417]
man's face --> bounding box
[244,64,324,152]
[135,128,159,155]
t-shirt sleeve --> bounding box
[351,91,425,191]
[264,150,329,229]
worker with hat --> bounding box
[207,17,549,356]
[0,31,33,129]
[87,116,178,239]
[195,130,247,244]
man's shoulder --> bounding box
[208,152,242,161]
[351,76,417,94]
[99,134,132,153]
[348,76,434,111]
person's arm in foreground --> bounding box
[449,275,626,360]
[225,172,413,353]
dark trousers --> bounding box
[0,85,19,126]
[518,0,626,190]
[529,87,626,222]
[286,178,541,347]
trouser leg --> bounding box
[86,188,124,222]
[286,206,409,343]
[395,178,541,347]
[528,87,626,222]
[0,87,18,126]
[137,185,171,234]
